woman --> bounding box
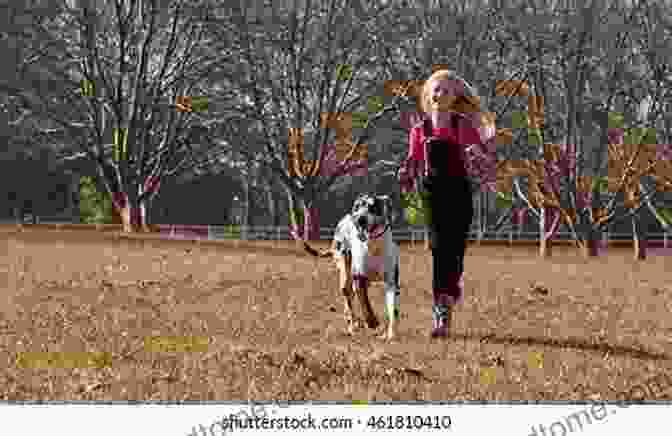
[398,69,496,338]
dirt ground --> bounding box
[1,227,671,401]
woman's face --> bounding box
[427,78,463,111]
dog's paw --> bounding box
[378,330,396,341]
[346,319,362,335]
[366,317,380,330]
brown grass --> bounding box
[1,228,671,401]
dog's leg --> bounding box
[350,239,379,330]
[353,277,378,329]
[380,241,401,341]
[336,254,357,335]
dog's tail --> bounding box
[303,241,333,258]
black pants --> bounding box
[423,175,474,297]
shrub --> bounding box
[79,176,114,224]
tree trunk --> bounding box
[111,192,141,233]
[512,207,527,242]
[540,207,562,257]
[289,208,301,240]
[581,225,601,258]
[286,187,302,241]
[284,187,320,241]
[108,175,161,233]
[139,199,150,231]
[110,202,123,225]
[303,204,320,241]
[632,216,647,260]
[140,175,161,232]
[517,211,523,241]
[539,207,552,257]
[265,184,277,238]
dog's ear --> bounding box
[352,194,365,213]
[353,194,375,215]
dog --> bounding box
[303,194,401,340]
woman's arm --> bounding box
[407,125,424,162]
[459,112,499,186]
[456,112,497,152]
[398,125,424,192]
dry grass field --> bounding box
[1,227,671,401]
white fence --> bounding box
[201,225,668,245]
[2,219,669,247]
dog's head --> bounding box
[351,194,393,237]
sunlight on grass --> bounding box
[0,232,670,401]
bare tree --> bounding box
[618,1,672,258]
[492,0,672,259]
[203,0,414,241]
[0,0,227,232]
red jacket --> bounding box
[409,113,489,175]
[399,112,496,188]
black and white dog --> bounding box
[303,194,401,340]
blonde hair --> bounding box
[420,69,481,115]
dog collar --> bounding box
[368,222,390,240]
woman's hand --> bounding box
[397,159,419,193]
